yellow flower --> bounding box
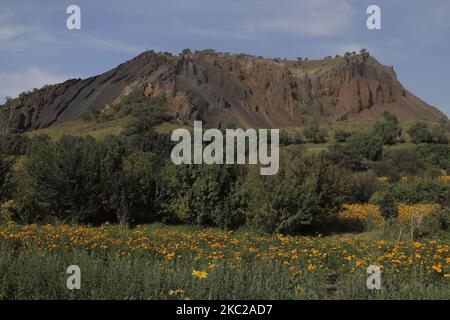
[169,289,185,296]
[166,252,175,260]
[431,264,442,273]
[307,264,317,271]
[192,269,208,280]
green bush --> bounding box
[407,122,447,144]
[17,135,107,224]
[245,150,349,234]
[372,177,450,205]
[325,144,368,171]
[0,200,18,223]
[156,163,246,229]
[345,132,383,161]
[0,134,30,155]
[333,129,352,143]
[417,207,450,239]
[279,130,304,146]
[117,91,171,125]
[108,152,158,227]
[303,125,328,144]
[345,171,377,203]
[0,156,13,200]
[377,191,398,220]
[372,112,402,145]
[417,144,450,170]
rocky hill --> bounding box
[0,50,446,133]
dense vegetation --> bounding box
[0,98,449,237]
[1,94,449,300]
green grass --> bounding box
[23,117,190,141]
[25,117,133,141]
[0,223,448,300]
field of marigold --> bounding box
[0,222,448,299]
[340,203,439,229]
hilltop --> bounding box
[0,49,446,133]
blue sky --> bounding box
[0,0,449,116]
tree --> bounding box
[325,144,368,171]
[407,122,434,144]
[156,163,245,229]
[334,129,352,143]
[346,132,383,161]
[18,136,106,224]
[0,156,13,201]
[0,134,30,155]
[245,150,350,234]
[360,48,370,61]
[417,144,450,170]
[181,48,192,55]
[431,126,449,144]
[303,125,328,144]
[373,111,402,145]
[279,130,304,146]
[108,152,158,227]
[378,191,398,220]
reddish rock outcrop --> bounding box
[0,50,446,133]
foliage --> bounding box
[0,134,30,155]
[0,200,18,224]
[408,122,448,144]
[245,150,350,234]
[372,177,450,205]
[408,123,433,144]
[345,132,383,161]
[374,147,426,180]
[377,190,398,220]
[324,144,368,171]
[303,125,328,144]
[157,163,245,229]
[417,144,450,170]
[372,112,402,145]
[108,152,158,227]
[333,129,352,143]
[418,206,450,238]
[117,91,171,125]
[279,130,304,146]
[0,156,13,201]
[17,136,106,224]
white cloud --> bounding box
[0,9,141,54]
[177,0,355,38]
[0,27,21,45]
[258,0,354,36]
[78,35,144,54]
[0,67,68,102]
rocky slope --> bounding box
[0,50,446,133]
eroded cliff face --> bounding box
[0,50,446,133]
[0,52,172,133]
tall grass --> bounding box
[0,223,448,300]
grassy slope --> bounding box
[22,116,424,159]
[25,116,133,141]
[24,117,193,141]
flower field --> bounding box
[0,222,448,299]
